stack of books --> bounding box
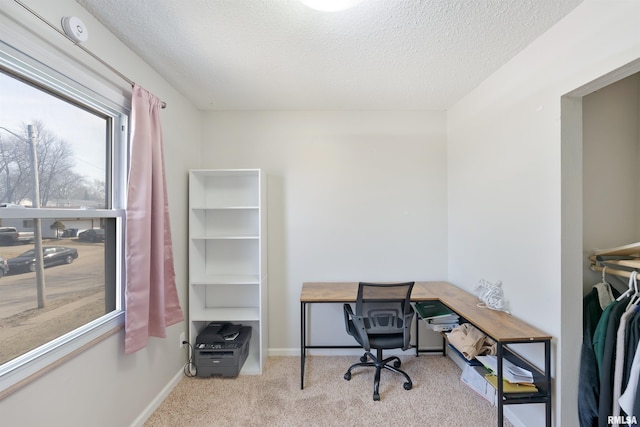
[413,301,460,332]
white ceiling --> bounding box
[77,0,583,111]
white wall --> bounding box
[201,110,448,351]
[448,1,640,426]
[0,1,201,426]
[583,73,640,287]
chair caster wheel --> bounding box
[344,372,351,381]
[393,360,401,368]
[360,355,368,363]
[404,382,412,390]
[373,393,380,401]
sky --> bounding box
[0,71,106,182]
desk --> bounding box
[300,281,552,427]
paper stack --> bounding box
[413,301,460,332]
[475,355,534,384]
[484,374,538,394]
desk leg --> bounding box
[545,339,551,427]
[414,313,451,357]
[415,314,419,357]
[497,343,504,427]
[300,301,306,390]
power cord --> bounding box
[182,341,196,377]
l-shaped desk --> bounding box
[300,281,552,427]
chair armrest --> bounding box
[401,308,415,350]
[343,303,370,350]
[343,303,354,332]
[403,309,415,329]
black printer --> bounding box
[194,322,251,378]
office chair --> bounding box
[343,281,415,401]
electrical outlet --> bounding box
[179,332,185,348]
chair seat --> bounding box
[348,327,405,349]
[368,334,405,349]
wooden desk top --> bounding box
[301,281,551,343]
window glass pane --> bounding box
[0,217,111,366]
[0,65,119,375]
[0,71,108,209]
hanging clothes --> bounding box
[584,249,640,425]
[580,286,609,426]
[595,282,616,310]
[598,298,631,427]
[620,317,640,416]
[580,282,617,427]
[620,340,640,415]
[612,301,638,417]
[593,301,617,376]
[623,309,640,381]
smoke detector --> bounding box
[61,16,89,43]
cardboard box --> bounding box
[460,364,496,406]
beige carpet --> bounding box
[144,355,514,427]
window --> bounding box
[0,40,127,393]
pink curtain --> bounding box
[124,84,184,354]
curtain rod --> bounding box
[13,0,167,109]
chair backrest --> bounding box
[356,282,415,335]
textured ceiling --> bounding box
[77,0,583,110]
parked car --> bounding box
[61,228,78,238]
[7,246,79,274]
[0,227,34,245]
[77,229,105,243]
[0,256,8,278]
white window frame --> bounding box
[0,34,128,395]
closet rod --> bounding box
[13,0,167,109]
[592,242,640,257]
[591,264,637,280]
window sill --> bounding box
[0,310,124,400]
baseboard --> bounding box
[268,346,444,357]
[129,368,183,427]
[268,348,300,357]
[269,348,412,357]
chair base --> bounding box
[343,348,413,401]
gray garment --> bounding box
[613,303,638,417]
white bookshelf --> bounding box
[188,169,267,374]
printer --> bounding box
[194,322,251,378]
